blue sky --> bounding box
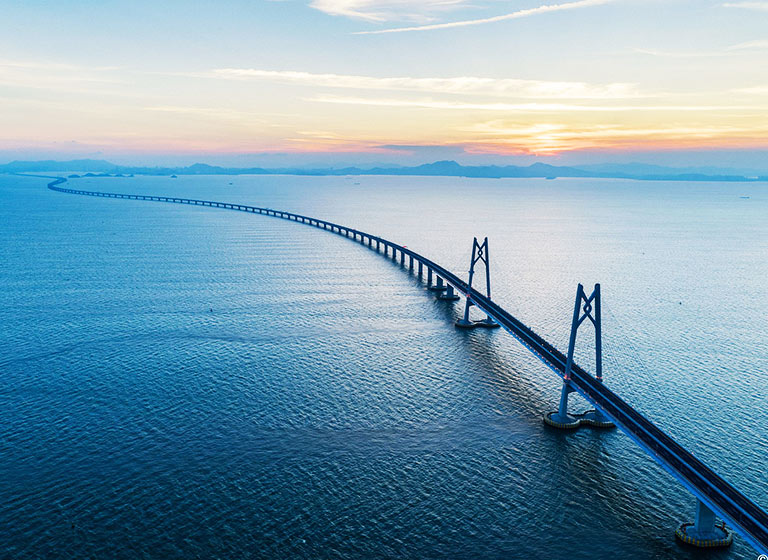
[1,0,767,168]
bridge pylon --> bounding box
[455,237,500,329]
[544,283,614,429]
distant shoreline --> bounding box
[3,158,767,183]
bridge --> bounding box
[45,176,768,555]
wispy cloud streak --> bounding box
[309,0,470,22]
[727,39,768,50]
[722,2,768,11]
[354,0,614,34]
[732,85,768,94]
[632,48,727,59]
[310,95,767,112]
[213,68,642,99]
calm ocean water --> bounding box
[1,173,766,559]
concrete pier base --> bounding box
[455,318,502,329]
[437,285,460,301]
[675,522,733,548]
[543,381,614,430]
[543,411,581,429]
[676,501,733,548]
[675,522,732,548]
[428,277,447,292]
[543,410,616,430]
[544,381,579,429]
[578,409,615,428]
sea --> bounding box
[1,173,766,559]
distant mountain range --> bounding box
[2,158,766,182]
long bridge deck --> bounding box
[45,176,768,555]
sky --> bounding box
[1,0,768,168]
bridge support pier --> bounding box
[437,284,460,301]
[675,500,733,548]
[429,276,447,292]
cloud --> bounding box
[213,68,643,99]
[309,94,767,112]
[353,0,614,34]
[632,48,726,58]
[308,0,471,22]
[632,41,768,58]
[722,2,768,11]
[727,39,768,50]
[732,85,768,94]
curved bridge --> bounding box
[46,176,768,555]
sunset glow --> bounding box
[1,1,767,164]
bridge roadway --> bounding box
[46,176,768,554]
